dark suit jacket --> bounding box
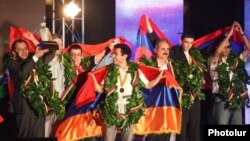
[8,53,54,114]
[8,55,37,114]
[169,45,189,65]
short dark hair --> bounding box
[181,32,195,40]
[51,34,62,40]
[11,39,28,52]
[68,44,82,53]
[114,43,131,61]
[155,39,170,50]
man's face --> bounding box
[15,42,29,60]
[221,41,231,57]
[156,41,170,60]
[181,37,194,52]
[112,48,126,65]
[70,49,82,66]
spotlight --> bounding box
[64,1,81,19]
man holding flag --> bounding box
[138,17,180,141]
[143,16,206,141]
[55,17,182,141]
[209,21,250,125]
[91,43,165,141]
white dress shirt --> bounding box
[184,51,192,64]
[209,54,245,94]
[157,59,168,71]
[49,61,65,98]
[116,67,149,114]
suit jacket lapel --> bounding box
[179,47,189,65]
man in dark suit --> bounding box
[146,16,205,141]
[169,33,203,141]
[8,39,49,138]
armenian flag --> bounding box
[55,64,182,141]
[132,15,173,60]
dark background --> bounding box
[44,0,244,44]
[0,0,245,140]
[70,0,244,44]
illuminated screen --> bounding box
[245,0,250,37]
[245,0,250,124]
[116,0,183,46]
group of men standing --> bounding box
[5,17,250,141]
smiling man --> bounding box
[146,15,205,140]
[92,43,164,141]
[8,39,49,138]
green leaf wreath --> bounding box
[80,56,91,71]
[103,62,145,129]
[21,53,76,119]
[217,53,249,110]
[172,48,207,109]
[139,55,157,67]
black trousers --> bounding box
[176,99,200,141]
[145,134,170,141]
[16,99,45,138]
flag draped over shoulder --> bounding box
[63,37,131,57]
[64,40,113,57]
[9,26,40,53]
[133,15,173,60]
[55,64,182,141]
[194,27,245,53]
[55,66,108,141]
[193,26,245,90]
[134,64,182,135]
[132,16,182,134]
[75,67,108,108]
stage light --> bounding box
[64,1,81,19]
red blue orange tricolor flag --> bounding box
[55,64,182,141]
[64,36,131,57]
[132,15,173,60]
[194,26,245,53]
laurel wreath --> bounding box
[172,48,206,109]
[20,53,76,119]
[217,53,249,110]
[103,62,145,129]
